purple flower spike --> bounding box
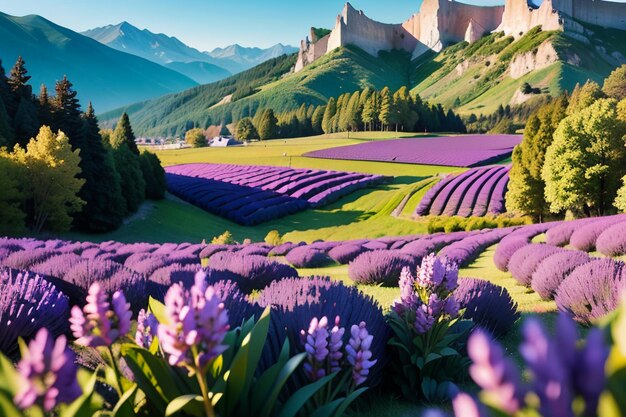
[414,306,435,334]
[575,328,609,414]
[468,330,524,414]
[158,276,230,370]
[135,309,159,348]
[70,283,131,347]
[14,328,81,412]
[346,322,377,386]
[302,316,330,381]
[329,316,345,373]
[452,393,488,417]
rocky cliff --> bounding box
[295,0,626,72]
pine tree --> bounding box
[362,91,380,131]
[379,87,393,131]
[113,143,145,213]
[345,91,361,131]
[322,97,336,134]
[110,112,140,154]
[140,151,166,200]
[257,108,278,140]
[311,105,325,135]
[12,126,85,233]
[13,98,39,147]
[8,57,32,109]
[37,84,51,128]
[235,117,258,140]
[74,102,126,232]
[0,60,11,111]
[51,76,83,149]
[0,96,14,148]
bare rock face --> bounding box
[509,40,559,79]
[293,0,626,72]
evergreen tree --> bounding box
[393,87,414,131]
[379,87,393,131]
[0,60,11,112]
[567,81,604,115]
[257,108,278,140]
[51,76,83,149]
[74,103,126,231]
[334,93,349,133]
[345,91,362,131]
[362,91,380,131]
[13,98,39,147]
[110,112,139,154]
[140,151,166,200]
[0,97,14,148]
[235,117,258,140]
[311,105,325,135]
[543,99,626,216]
[7,56,32,110]
[12,126,85,233]
[37,84,51,127]
[322,97,336,134]
[113,143,145,214]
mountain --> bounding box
[82,22,297,78]
[101,0,626,136]
[206,44,298,73]
[0,13,197,112]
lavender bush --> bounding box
[555,259,625,324]
[508,244,564,286]
[328,244,368,264]
[348,250,417,286]
[209,252,297,293]
[596,221,626,256]
[530,251,590,300]
[569,217,626,251]
[285,245,332,268]
[545,217,600,246]
[455,278,520,337]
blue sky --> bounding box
[3,0,625,51]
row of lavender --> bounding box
[0,238,521,389]
[303,135,522,168]
[494,214,626,324]
[165,163,388,225]
[415,165,510,218]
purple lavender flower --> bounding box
[135,308,159,348]
[414,306,436,334]
[467,330,525,414]
[393,267,418,314]
[158,271,230,369]
[14,328,81,412]
[574,328,609,413]
[329,316,345,373]
[301,316,330,381]
[69,283,131,347]
[346,322,377,386]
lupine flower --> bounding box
[14,328,81,412]
[414,306,436,334]
[135,309,159,348]
[301,316,330,380]
[158,271,230,369]
[346,322,377,386]
[329,316,345,373]
[468,330,525,414]
[69,283,131,347]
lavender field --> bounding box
[303,135,522,167]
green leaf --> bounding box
[148,297,169,325]
[253,340,291,416]
[0,390,22,417]
[259,352,307,417]
[112,384,138,417]
[309,398,343,417]
[164,395,204,417]
[333,387,368,417]
[278,373,336,417]
[0,353,19,393]
[439,347,460,357]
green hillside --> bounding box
[101,25,626,136]
[100,46,414,137]
[0,13,198,112]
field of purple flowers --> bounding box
[165,164,389,225]
[303,135,521,167]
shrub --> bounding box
[555,259,625,324]
[285,245,332,268]
[545,217,599,246]
[238,244,272,257]
[328,244,368,264]
[30,253,84,279]
[493,237,528,272]
[256,276,388,388]
[456,278,520,337]
[212,231,235,245]
[348,250,417,286]
[531,251,590,300]
[596,222,626,256]
[209,252,297,293]
[569,217,626,251]
[199,244,231,260]
[2,248,59,270]
[269,241,304,256]
[0,268,69,355]
[508,244,564,286]
[264,230,282,246]
[439,229,509,267]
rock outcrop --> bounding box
[294,0,626,72]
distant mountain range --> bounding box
[82,22,297,78]
[0,12,197,112]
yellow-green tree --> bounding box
[13,126,85,232]
[185,128,207,148]
[0,151,25,234]
[543,99,626,216]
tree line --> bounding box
[506,65,626,220]
[233,86,466,141]
[0,57,166,235]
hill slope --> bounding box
[101,46,414,137]
[0,13,198,112]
